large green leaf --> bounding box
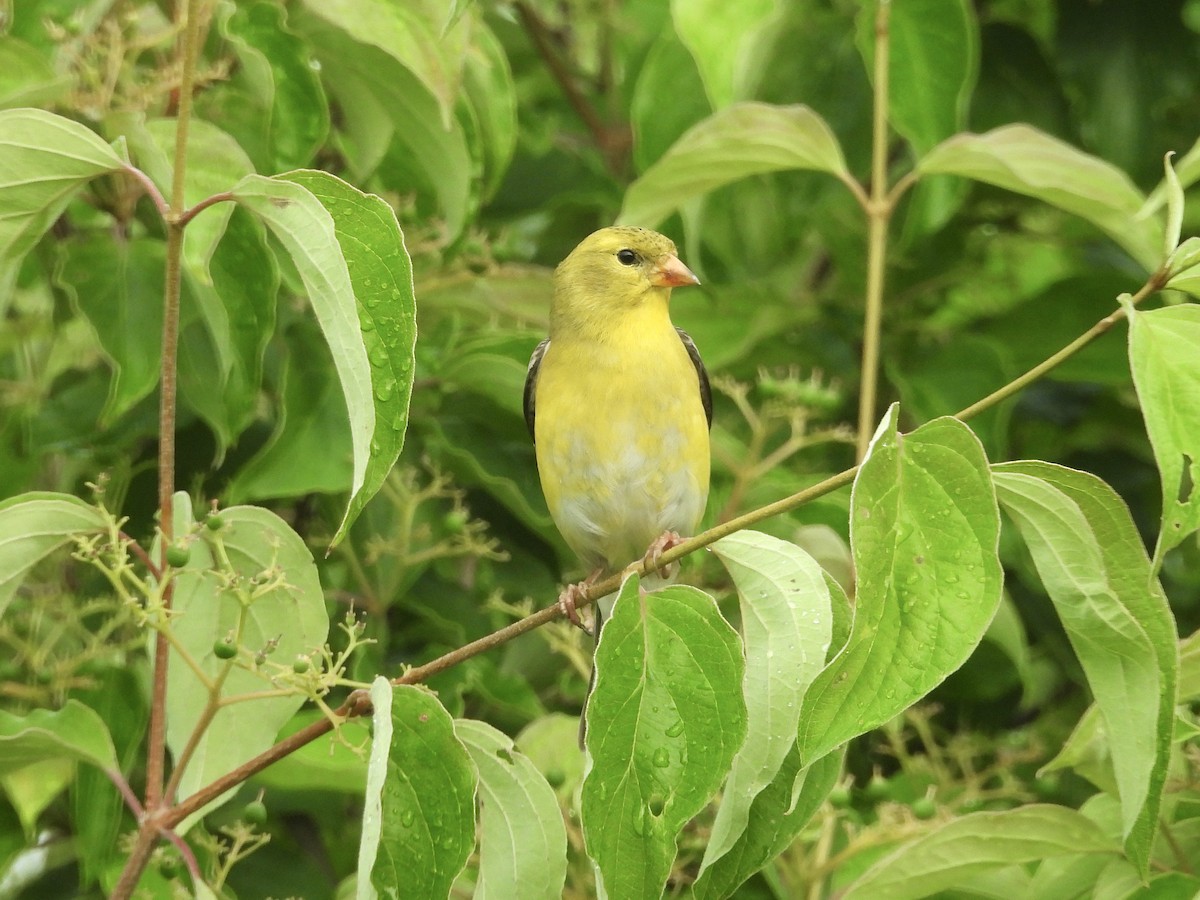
[993,462,1177,875]
[358,679,475,900]
[0,37,67,109]
[55,235,165,425]
[581,576,746,898]
[278,170,416,545]
[703,531,832,869]
[798,407,1003,763]
[454,719,566,900]
[0,108,126,300]
[918,125,1161,267]
[1124,303,1200,563]
[619,102,849,228]
[458,20,517,202]
[671,0,778,109]
[0,492,109,618]
[163,494,329,825]
[840,806,1118,900]
[232,171,414,539]
[0,701,118,776]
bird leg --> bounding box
[558,568,603,632]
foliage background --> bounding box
[1,0,1199,896]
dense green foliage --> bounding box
[1,0,1199,897]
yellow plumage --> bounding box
[524,226,711,620]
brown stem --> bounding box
[119,530,161,581]
[179,190,234,226]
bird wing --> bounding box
[524,337,550,440]
[676,327,712,429]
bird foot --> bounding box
[639,530,685,579]
[557,569,603,632]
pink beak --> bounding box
[650,254,700,288]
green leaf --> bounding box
[230,173,374,517]
[798,407,1002,763]
[671,0,778,109]
[277,170,416,545]
[299,0,468,125]
[840,806,1118,900]
[1124,304,1200,562]
[993,462,1177,875]
[0,492,108,618]
[1165,236,1200,296]
[0,108,126,299]
[55,235,165,425]
[918,124,1161,268]
[581,576,746,898]
[857,0,977,154]
[225,320,353,502]
[359,679,476,900]
[0,700,118,776]
[703,531,832,870]
[458,21,517,201]
[630,31,711,173]
[454,718,567,900]
[252,711,369,793]
[294,8,474,236]
[0,37,67,108]
[691,747,843,900]
[221,1,330,171]
[1181,629,1200,702]
[619,102,849,228]
[163,493,329,825]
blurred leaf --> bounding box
[1125,304,1200,561]
[582,576,746,898]
[1,757,74,835]
[458,20,517,201]
[252,711,370,793]
[514,713,586,802]
[840,806,1118,900]
[296,11,474,237]
[55,235,164,425]
[0,108,126,299]
[0,491,108,617]
[1181,629,1200,701]
[798,408,1002,763]
[359,679,475,900]
[630,31,710,173]
[0,700,118,775]
[692,747,843,899]
[671,0,777,109]
[703,531,832,870]
[226,321,353,502]
[858,0,978,153]
[220,1,330,171]
[454,718,567,900]
[163,493,330,827]
[299,0,468,125]
[993,462,1177,875]
[278,170,416,546]
[619,102,849,228]
[0,37,67,108]
[919,125,1161,267]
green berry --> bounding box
[213,638,238,660]
[242,799,268,827]
[864,774,891,803]
[827,784,852,808]
[442,510,469,534]
[911,796,936,820]
[157,855,181,880]
[205,513,225,531]
[292,657,311,674]
[166,543,191,568]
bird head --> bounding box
[551,226,700,336]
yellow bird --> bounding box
[524,226,711,630]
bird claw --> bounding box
[557,570,602,633]
[641,530,685,578]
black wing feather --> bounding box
[676,327,712,429]
[524,338,550,441]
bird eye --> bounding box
[616,248,639,266]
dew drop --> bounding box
[665,721,684,738]
[652,747,670,768]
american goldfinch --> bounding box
[524,226,711,629]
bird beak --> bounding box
[650,254,700,288]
